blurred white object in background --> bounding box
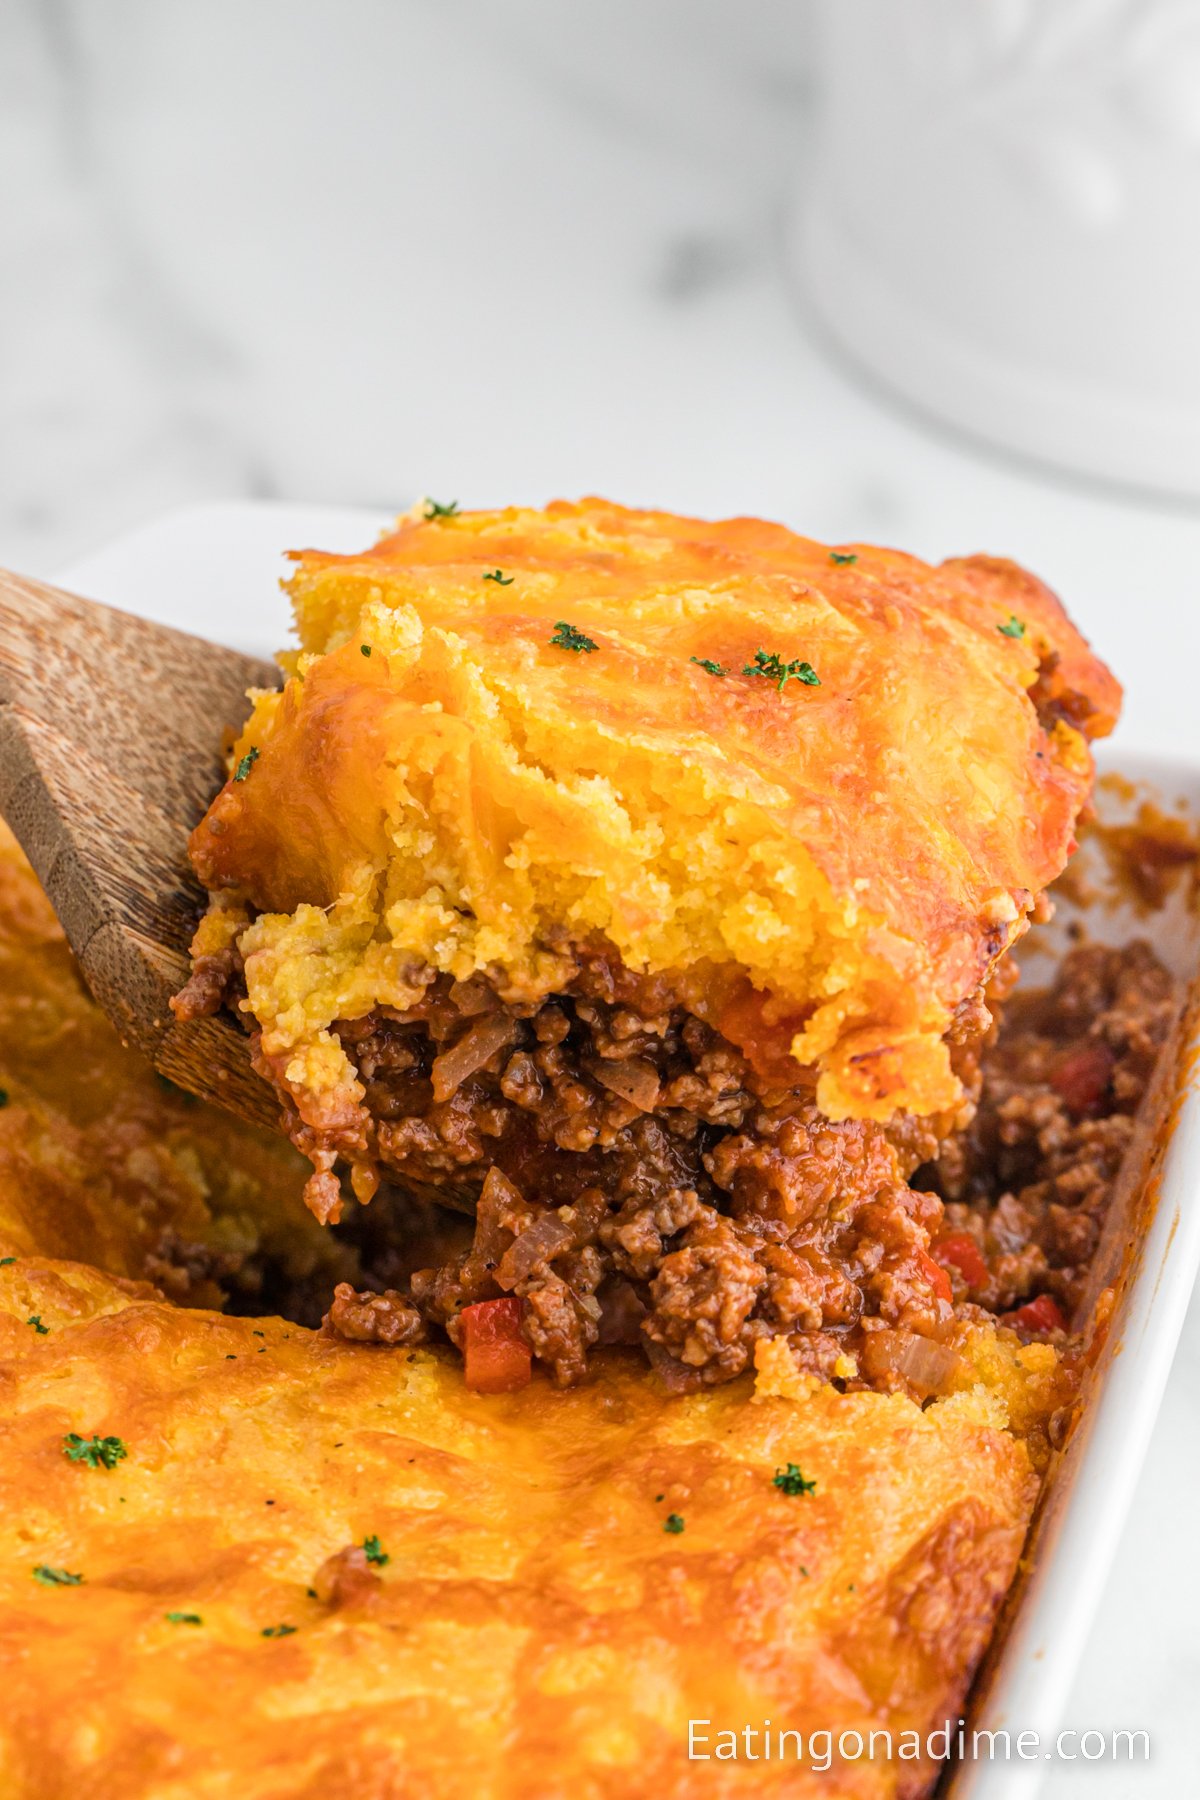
[797,0,1200,500]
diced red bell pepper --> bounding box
[935,1231,990,1290]
[460,1297,532,1394]
[1050,1042,1114,1117]
[1006,1293,1066,1335]
[917,1250,953,1307]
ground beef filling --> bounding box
[919,940,1176,1322]
[308,956,993,1392]
[181,938,1173,1394]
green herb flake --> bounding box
[261,1623,297,1639]
[997,615,1027,639]
[772,1462,817,1498]
[166,1611,203,1626]
[550,621,598,655]
[663,1513,686,1535]
[743,648,821,694]
[829,551,858,565]
[27,1315,48,1335]
[482,568,514,586]
[233,747,259,783]
[360,643,372,657]
[0,1088,8,1107]
[33,1565,83,1587]
[63,1432,127,1471]
[690,657,727,678]
[361,1534,390,1567]
[423,498,459,520]
[0,1257,15,1267]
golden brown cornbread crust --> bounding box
[0,1256,1047,1800]
[184,500,1119,1132]
[0,790,1136,1800]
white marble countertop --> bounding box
[4,2,1199,1790]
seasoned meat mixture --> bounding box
[920,940,1176,1322]
[180,935,1175,1398]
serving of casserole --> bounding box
[0,500,1193,1800]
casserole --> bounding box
[2,507,1194,1800]
[174,499,1119,1401]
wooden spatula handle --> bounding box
[0,567,282,1129]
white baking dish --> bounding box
[55,503,1200,1800]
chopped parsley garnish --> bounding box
[63,1432,127,1471]
[691,657,727,677]
[483,568,514,586]
[423,498,459,520]
[33,1565,82,1586]
[829,551,858,565]
[998,615,1027,639]
[233,746,259,783]
[361,1535,389,1567]
[772,1462,817,1497]
[743,648,821,693]
[166,1611,202,1625]
[261,1623,297,1638]
[663,1513,686,1534]
[360,643,372,657]
[27,1315,48,1335]
[550,621,598,655]
[0,1257,15,1267]
[0,1088,8,1106]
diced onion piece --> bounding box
[431,1014,516,1103]
[478,1164,525,1215]
[496,1210,575,1289]
[460,1297,532,1393]
[472,1165,526,1265]
[590,1056,661,1112]
[860,1329,963,1396]
[448,975,499,1017]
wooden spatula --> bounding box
[0,566,281,1129]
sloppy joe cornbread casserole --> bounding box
[175,500,1129,1400]
[0,835,1091,1800]
[0,495,1186,1800]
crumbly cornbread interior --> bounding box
[185,500,1119,1133]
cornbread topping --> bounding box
[175,502,1138,1399]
